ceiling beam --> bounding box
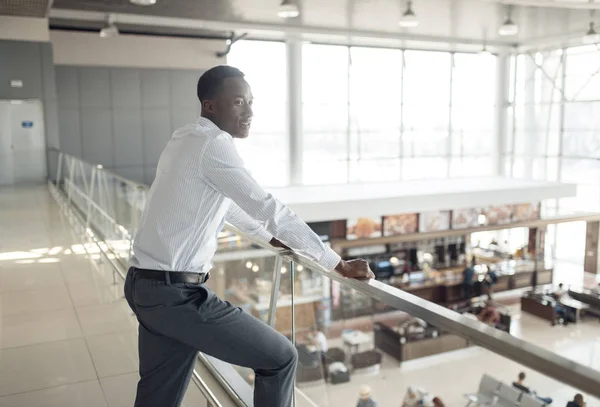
[49,8,517,49]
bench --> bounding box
[464,374,545,407]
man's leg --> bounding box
[134,324,197,407]
[135,285,298,407]
[125,269,197,407]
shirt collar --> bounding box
[196,116,221,132]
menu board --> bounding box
[419,211,451,233]
[346,218,382,240]
[452,208,480,229]
[484,205,514,225]
[513,203,540,222]
[382,214,419,237]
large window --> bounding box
[231,40,498,186]
[302,44,349,185]
[227,41,288,186]
[506,46,600,215]
[302,43,498,185]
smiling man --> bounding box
[124,65,373,407]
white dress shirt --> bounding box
[131,117,341,273]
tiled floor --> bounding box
[0,185,203,407]
[1,185,599,407]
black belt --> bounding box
[132,267,210,285]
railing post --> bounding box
[66,157,76,207]
[56,152,63,188]
[289,259,296,407]
[85,166,98,232]
[267,254,283,328]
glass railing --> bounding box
[48,149,600,407]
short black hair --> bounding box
[518,372,525,380]
[197,65,245,102]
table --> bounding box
[342,330,373,355]
[560,297,590,322]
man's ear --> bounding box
[202,100,215,114]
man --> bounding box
[462,258,476,300]
[566,393,586,407]
[356,385,378,407]
[512,372,553,405]
[477,300,501,326]
[124,65,373,407]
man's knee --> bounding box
[275,337,298,369]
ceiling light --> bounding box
[252,265,259,272]
[130,0,157,5]
[398,1,419,28]
[278,0,300,18]
[583,22,600,44]
[498,16,518,36]
[245,261,253,269]
[478,46,493,57]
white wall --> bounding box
[0,16,49,42]
[50,30,226,69]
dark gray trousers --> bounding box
[124,267,298,407]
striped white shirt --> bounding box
[131,117,341,273]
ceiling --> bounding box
[1,0,594,48]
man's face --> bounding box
[205,77,254,139]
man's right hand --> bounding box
[334,259,375,280]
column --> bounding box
[584,221,600,274]
[494,53,510,176]
[286,38,303,185]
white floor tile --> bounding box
[0,308,83,349]
[86,330,139,378]
[0,285,73,316]
[99,372,137,407]
[0,380,108,407]
[0,338,97,396]
[61,263,115,289]
[76,300,136,337]
[69,281,123,308]
[0,264,65,293]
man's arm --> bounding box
[225,201,273,243]
[200,135,373,278]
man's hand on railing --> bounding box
[335,259,375,280]
[269,237,290,250]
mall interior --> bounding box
[1,0,600,406]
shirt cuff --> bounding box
[320,247,341,271]
[255,227,273,243]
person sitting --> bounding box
[553,283,570,325]
[512,372,553,404]
[566,393,586,407]
[478,300,501,326]
[420,394,445,407]
[308,328,328,353]
[356,385,378,407]
[402,386,425,407]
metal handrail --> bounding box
[224,224,600,398]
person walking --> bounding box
[124,65,373,407]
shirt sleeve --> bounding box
[200,134,341,271]
[225,201,273,243]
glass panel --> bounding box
[349,159,401,183]
[227,40,289,187]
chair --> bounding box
[465,374,501,406]
[519,393,546,407]
[498,383,522,406]
[325,347,346,363]
[350,350,382,370]
[479,374,501,396]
